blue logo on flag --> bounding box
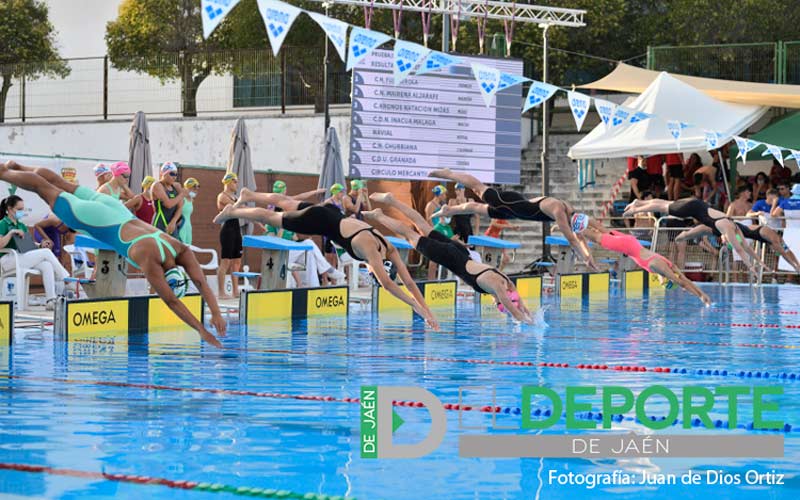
[268,23,284,37]
[206,5,223,19]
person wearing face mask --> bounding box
[178,178,199,245]
[0,194,70,310]
[752,172,770,201]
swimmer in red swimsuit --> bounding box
[572,214,711,306]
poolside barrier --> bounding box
[0,301,12,344]
[54,295,204,340]
[372,280,458,315]
[239,285,349,327]
[623,269,665,296]
[557,272,610,299]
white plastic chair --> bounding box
[0,248,42,308]
[189,245,219,271]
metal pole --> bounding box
[323,2,331,131]
[442,13,450,52]
[540,24,550,257]
[103,55,109,120]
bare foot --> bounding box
[431,205,452,220]
[369,192,394,204]
[233,188,254,208]
[361,208,384,220]
[428,168,452,179]
[213,204,235,224]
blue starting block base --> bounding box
[385,236,414,250]
[242,235,315,290]
[72,235,127,298]
[468,235,519,269]
[74,235,116,252]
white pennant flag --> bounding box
[523,81,559,113]
[201,0,242,39]
[415,51,462,76]
[733,136,759,164]
[703,130,723,150]
[471,62,502,107]
[497,72,530,91]
[257,0,302,56]
[393,40,431,85]
[666,120,690,147]
[593,98,617,127]
[789,150,800,167]
[762,143,785,167]
[567,91,590,131]
[307,11,349,62]
[347,27,392,71]
[611,106,633,127]
[629,111,653,124]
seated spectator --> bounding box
[748,188,783,229]
[726,186,752,217]
[33,214,75,274]
[752,172,770,201]
[0,195,69,310]
[769,159,792,187]
[628,156,652,202]
[665,153,684,200]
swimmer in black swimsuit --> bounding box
[214,189,439,330]
[427,169,598,271]
[365,193,533,323]
[679,220,800,274]
[623,197,767,273]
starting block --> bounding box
[468,235,520,269]
[385,235,414,263]
[74,235,127,298]
[242,235,314,290]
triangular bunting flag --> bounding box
[762,143,785,167]
[666,121,690,147]
[257,0,303,56]
[201,0,242,39]
[593,98,617,127]
[393,40,431,85]
[497,72,530,91]
[733,136,757,164]
[415,51,462,76]
[307,11,349,62]
[789,150,800,167]
[611,106,633,127]
[704,130,722,150]
[471,62,501,107]
[523,81,559,113]
[347,27,392,71]
[629,111,653,124]
[567,91,590,131]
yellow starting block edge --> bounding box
[557,272,611,299]
[0,301,12,345]
[240,285,349,328]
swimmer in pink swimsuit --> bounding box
[575,216,711,306]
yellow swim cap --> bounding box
[222,172,238,185]
[141,175,156,188]
[184,177,200,189]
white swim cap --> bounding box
[571,213,590,234]
[165,267,189,298]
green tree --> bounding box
[106,0,269,117]
[0,0,69,123]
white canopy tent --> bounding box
[568,72,768,160]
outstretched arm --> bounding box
[378,248,439,330]
[179,249,227,338]
[553,210,598,271]
[675,225,712,242]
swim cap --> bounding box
[273,180,286,193]
[161,161,178,174]
[141,176,156,189]
[93,163,111,178]
[61,167,77,184]
[455,183,465,190]
[497,290,521,314]
[432,185,446,196]
[110,161,130,177]
[571,213,590,234]
[184,177,199,189]
[222,172,238,185]
[330,183,344,194]
[165,267,189,298]
[350,179,362,190]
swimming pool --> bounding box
[1,284,798,499]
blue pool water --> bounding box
[1,284,799,499]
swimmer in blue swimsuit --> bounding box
[0,160,226,348]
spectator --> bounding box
[665,153,684,200]
[451,182,479,245]
[628,156,652,202]
[0,195,69,310]
[775,182,791,205]
[216,172,242,299]
[33,215,74,274]
[93,163,112,190]
[752,172,770,201]
[748,188,782,230]
[152,162,186,238]
[130,176,156,224]
[769,159,792,187]
[646,154,666,196]
[726,186,752,217]
[178,178,199,245]
[682,153,703,192]
[98,162,135,201]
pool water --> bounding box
[1,284,799,499]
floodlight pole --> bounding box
[540,23,551,257]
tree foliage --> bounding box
[0,0,69,122]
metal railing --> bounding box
[648,41,800,84]
[0,47,351,123]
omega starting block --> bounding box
[468,235,520,268]
[242,235,315,290]
[74,235,128,298]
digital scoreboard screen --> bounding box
[349,50,523,184]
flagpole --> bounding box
[323,1,333,132]
[540,23,551,259]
